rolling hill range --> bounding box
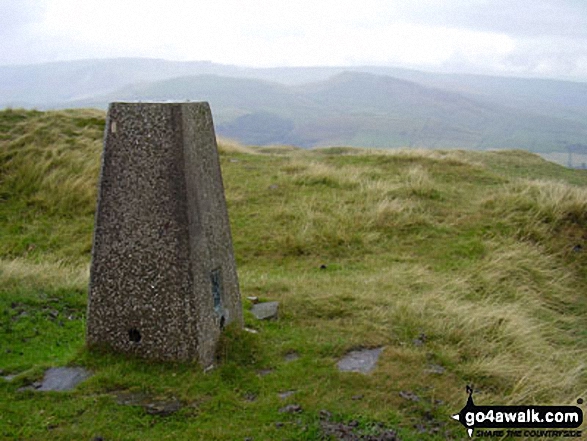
[2,58,587,154]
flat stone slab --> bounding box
[37,367,92,391]
[337,347,384,374]
[251,301,279,320]
[114,391,182,416]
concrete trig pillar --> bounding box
[87,102,242,368]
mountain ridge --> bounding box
[3,58,587,154]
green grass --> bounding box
[1,109,587,440]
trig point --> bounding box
[87,102,242,367]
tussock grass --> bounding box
[216,136,258,155]
[1,108,102,216]
[483,179,587,243]
[0,258,88,292]
[318,146,484,168]
[403,165,438,198]
[290,160,363,188]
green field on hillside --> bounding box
[1,108,586,440]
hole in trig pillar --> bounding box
[128,328,142,343]
[210,268,224,328]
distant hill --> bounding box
[2,58,587,153]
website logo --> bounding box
[451,386,583,438]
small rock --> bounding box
[279,404,302,414]
[37,367,92,391]
[425,364,445,375]
[268,184,279,190]
[243,392,257,402]
[251,302,279,320]
[283,352,299,362]
[48,309,60,319]
[337,347,384,374]
[573,244,583,253]
[257,368,273,376]
[115,391,150,406]
[399,390,420,402]
[319,409,332,420]
[244,327,259,334]
[246,296,259,304]
[275,422,284,428]
[412,333,427,346]
[320,264,327,270]
[145,400,182,416]
[351,394,364,400]
[278,390,296,399]
[229,159,239,163]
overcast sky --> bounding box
[2,0,587,81]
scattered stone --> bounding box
[279,404,302,414]
[320,409,332,420]
[573,244,583,253]
[47,309,60,319]
[36,367,92,392]
[424,364,445,375]
[337,347,384,374]
[275,422,284,428]
[115,391,182,416]
[251,302,279,320]
[243,392,257,402]
[412,333,427,346]
[351,394,364,401]
[413,414,447,437]
[320,414,401,441]
[399,390,420,402]
[257,368,273,376]
[268,184,279,190]
[2,374,17,382]
[244,327,259,334]
[145,400,182,416]
[115,391,151,406]
[229,159,239,163]
[246,296,259,304]
[283,351,299,362]
[278,390,296,399]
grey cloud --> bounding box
[0,0,46,35]
[391,0,587,39]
